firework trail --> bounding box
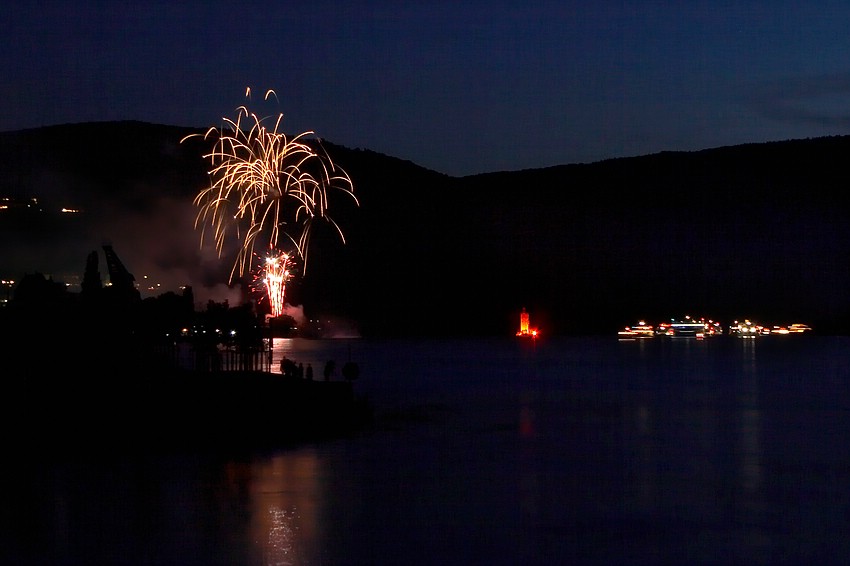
[182,88,358,283]
[259,251,293,318]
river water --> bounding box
[4,335,850,564]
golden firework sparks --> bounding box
[182,88,358,283]
[251,250,293,318]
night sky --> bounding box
[5,1,850,177]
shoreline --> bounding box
[5,365,373,457]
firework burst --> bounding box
[252,251,294,318]
[182,88,358,283]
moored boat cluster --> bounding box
[618,316,812,339]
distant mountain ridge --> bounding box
[2,121,850,336]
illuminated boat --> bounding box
[660,316,706,338]
[771,323,812,335]
[617,321,655,339]
[703,320,724,336]
[729,319,761,337]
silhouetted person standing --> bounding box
[323,360,335,381]
[342,361,359,382]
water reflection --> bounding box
[630,403,657,512]
[611,336,772,561]
[734,338,770,561]
[7,337,850,564]
[269,337,359,377]
[221,448,324,565]
[737,338,763,494]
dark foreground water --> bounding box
[4,335,850,565]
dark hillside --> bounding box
[0,121,208,206]
[451,138,850,334]
[2,122,850,336]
